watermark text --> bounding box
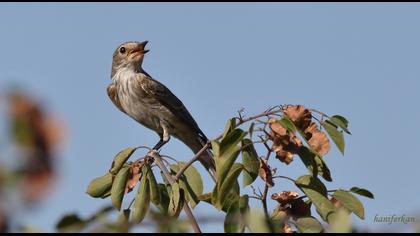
[373,214,416,225]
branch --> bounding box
[174,142,210,182]
[214,107,284,140]
[261,182,270,219]
[272,175,295,182]
[308,108,329,119]
[148,150,202,233]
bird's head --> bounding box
[111,41,149,75]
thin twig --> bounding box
[215,107,284,141]
[308,108,329,118]
[148,151,202,233]
[160,154,178,163]
[272,175,295,182]
[174,142,211,181]
[250,185,262,198]
[248,196,262,200]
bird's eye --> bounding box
[119,47,126,54]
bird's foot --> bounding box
[146,149,160,163]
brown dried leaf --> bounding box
[308,130,330,157]
[303,122,330,157]
[125,162,144,194]
[8,92,35,117]
[283,105,312,130]
[269,118,287,136]
[21,169,55,203]
[272,192,311,221]
[304,122,319,140]
[290,198,312,219]
[274,148,294,165]
[272,131,302,165]
[258,159,274,187]
[271,191,299,205]
[41,117,67,153]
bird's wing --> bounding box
[107,83,127,114]
[140,76,208,141]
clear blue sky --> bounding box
[1,3,419,233]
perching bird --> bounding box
[107,41,216,179]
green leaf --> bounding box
[156,184,170,214]
[278,116,297,133]
[211,140,220,157]
[170,162,203,208]
[115,209,131,233]
[329,115,351,134]
[215,128,246,188]
[248,122,255,139]
[298,147,332,182]
[224,195,249,233]
[314,156,332,182]
[197,192,212,204]
[146,167,160,205]
[224,194,249,233]
[295,175,335,222]
[100,189,111,199]
[333,190,365,219]
[86,173,113,198]
[220,129,246,155]
[241,139,260,187]
[322,121,345,155]
[329,208,352,233]
[56,214,86,233]
[215,164,243,210]
[116,209,130,224]
[224,207,242,233]
[86,206,114,222]
[296,217,323,233]
[211,180,241,212]
[215,143,241,188]
[168,182,184,218]
[222,118,236,139]
[350,187,374,199]
[109,147,138,175]
[239,194,249,210]
[220,128,247,155]
[131,166,151,224]
[56,206,114,233]
[111,166,130,210]
[248,210,272,233]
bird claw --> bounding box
[146,149,160,163]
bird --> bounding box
[107,41,216,180]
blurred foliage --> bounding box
[0,89,66,232]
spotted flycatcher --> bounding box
[107,41,216,178]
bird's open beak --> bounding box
[131,41,149,55]
[140,41,149,54]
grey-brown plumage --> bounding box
[107,41,215,178]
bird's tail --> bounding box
[180,133,215,182]
[196,136,217,182]
[179,131,217,182]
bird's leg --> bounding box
[152,138,167,150]
[152,123,170,150]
